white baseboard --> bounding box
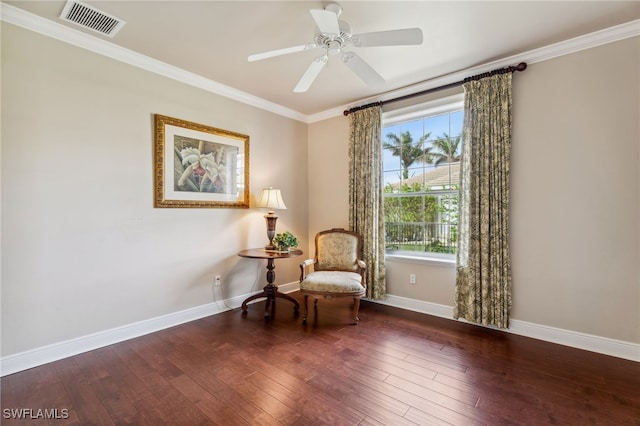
[377,294,640,362]
[0,301,226,377]
[276,281,300,294]
[3,286,637,376]
[507,319,640,363]
[0,285,297,377]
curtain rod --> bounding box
[343,62,527,116]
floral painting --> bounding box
[174,136,235,193]
[154,114,249,208]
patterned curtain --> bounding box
[348,106,386,300]
[454,73,513,328]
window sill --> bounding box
[385,253,456,268]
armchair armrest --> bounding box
[357,259,367,286]
[299,258,314,282]
[357,259,367,271]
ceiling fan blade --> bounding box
[310,9,340,35]
[294,55,328,93]
[352,28,423,47]
[342,52,385,87]
[248,44,318,62]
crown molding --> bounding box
[321,18,640,123]
[523,18,640,64]
[2,3,638,124]
[0,2,308,123]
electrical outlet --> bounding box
[214,275,221,286]
[409,274,416,285]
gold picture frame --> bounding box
[154,114,249,208]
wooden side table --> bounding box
[237,248,303,319]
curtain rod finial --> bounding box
[516,62,527,72]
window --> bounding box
[382,95,463,258]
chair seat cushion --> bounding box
[300,271,364,293]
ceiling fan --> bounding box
[248,2,423,93]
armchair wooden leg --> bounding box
[302,295,309,323]
[352,297,360,324]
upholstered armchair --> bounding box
[299,228,367,324]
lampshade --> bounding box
[257,187,287,212]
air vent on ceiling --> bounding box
[59,0,126,38]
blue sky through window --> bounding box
[382,110,463,186]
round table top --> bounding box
[237,248,304,260]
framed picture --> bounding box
[154,114,250,208]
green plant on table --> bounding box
[272,231,298,251]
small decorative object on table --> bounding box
[272,231,298,252]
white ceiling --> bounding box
[4,1,640,118]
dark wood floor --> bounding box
[2,292,639,425]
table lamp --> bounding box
[257,187,287,250]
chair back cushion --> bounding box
[315,229,361,272]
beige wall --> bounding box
[307,116,350,244]
[309,37,640,344]
[1,23,308,356]
[510,38,639,342]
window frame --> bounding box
[382,94,464,264]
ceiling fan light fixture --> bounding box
[327,40,342,55]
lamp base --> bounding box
[264,213,278,251]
